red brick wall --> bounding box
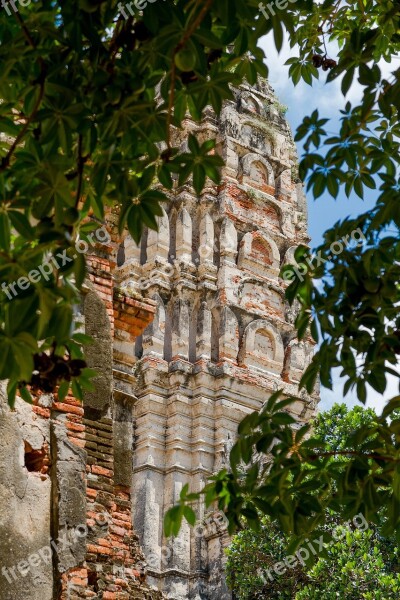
[26,221,159,599]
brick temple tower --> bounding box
[113,79,318,600]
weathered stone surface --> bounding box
[0,270,158,599]
[114,80,318,599]
[0,386,53,600]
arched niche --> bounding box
[239,93,263,115]
[240,153,275,191]
[238,231,280,278]
[246,96,261,114]
[239,319,284,374]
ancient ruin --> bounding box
[0,80,318,600]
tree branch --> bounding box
[75,135,84,208]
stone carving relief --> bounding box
[238,319,284,374]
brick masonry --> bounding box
[0,223,159,600]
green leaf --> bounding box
[57,380,70,402]
[341,68,355,96]
[0,211,11,251]
[19,386,33,404]
[381,396,400,419]
[183,505,196,527]
[9,211,35,240]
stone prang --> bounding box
[115,80,318,599]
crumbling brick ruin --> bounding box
[0,80,318,600]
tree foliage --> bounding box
[227,519,400,600]
[226,405,400,600]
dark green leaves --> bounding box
[171,135,224,195]
[121,190,167,244]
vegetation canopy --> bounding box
[225,405,400,599]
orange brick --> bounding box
[53,402,84,416]
[87,544,112,555]
[92,465,114,477]
[68,437,86,448]
[97,538,112,548]
[67,422,85,433]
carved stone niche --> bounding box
[238,319,284,375]
[238,231,280,279]
[239,152,275,194]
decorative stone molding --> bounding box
[147,208,170,262]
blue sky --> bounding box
[259,35,398,413]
